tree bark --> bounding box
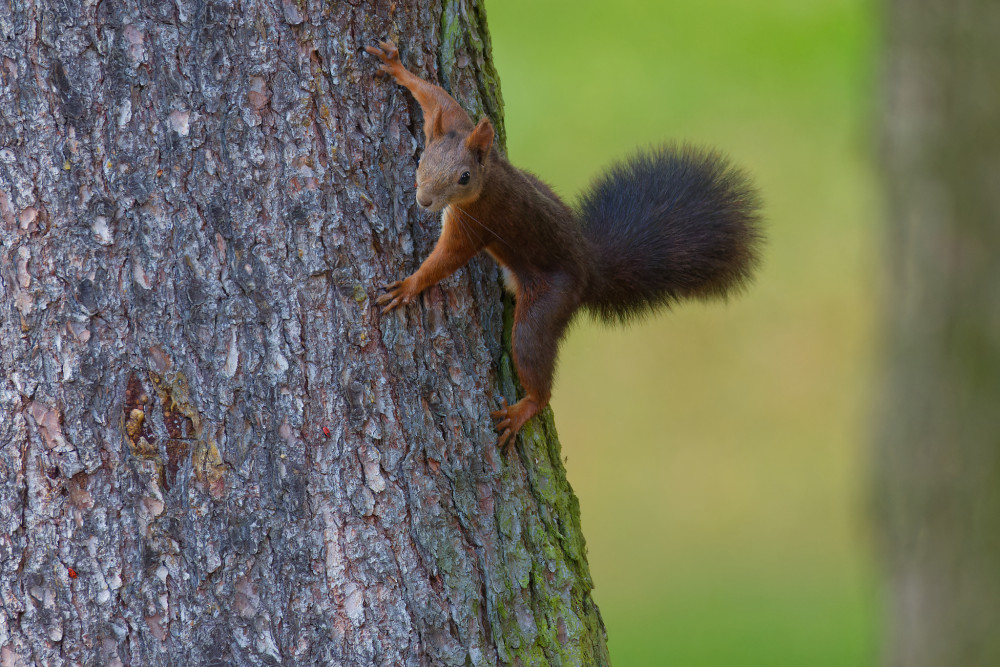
[878,0,1000,664]
[0,1,608,665]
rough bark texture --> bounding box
[878,0,1000,664]
[0,1,609,665]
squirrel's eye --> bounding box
[458,171,471,185]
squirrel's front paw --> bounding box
[376,277,418,314]
[364,40,401,73]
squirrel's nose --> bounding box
[417,196,433,209]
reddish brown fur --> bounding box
[367,41,472,141]
[368,41,583,447]
[366,40,761,449]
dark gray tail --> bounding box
[578,144,763,323]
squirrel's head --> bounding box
[415,115,494,212]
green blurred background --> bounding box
[487,0,880,664]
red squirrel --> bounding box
[366,40,762,449]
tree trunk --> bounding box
[878,0,1000,664]
[0,1,608,665]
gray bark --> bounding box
[878,0,1000,664]
[0,1,608,665]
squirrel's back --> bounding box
[578,144,763,322]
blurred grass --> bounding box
[486,0,880,664]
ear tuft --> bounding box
[433,108,446,139]
[425,107,446,142]
[465,117,494,163]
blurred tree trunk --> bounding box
[878,0,1000,665]
[0,1,608,665]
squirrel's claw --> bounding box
[497,427,516,452]
[492,397,534,453]
[365,40,401,74]
[491,398,512,450]
[379,299,403,315]
[378,41,399,59]
[490,397,509,420]
[376,280,414,314]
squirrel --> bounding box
[366,40,763,450]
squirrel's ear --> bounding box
[465,117,494,163]
[425,107,446,142]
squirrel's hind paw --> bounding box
[491,397,539,452]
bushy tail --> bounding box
[578,144,763,323]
